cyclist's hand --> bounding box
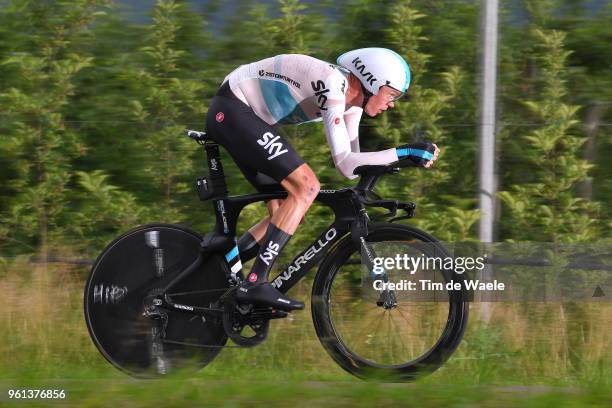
[424,143,439,168]
[395,142,439,168]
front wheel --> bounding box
[311,223,469,381]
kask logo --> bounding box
[351,57,377,86]
[256,132,289,160]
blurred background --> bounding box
[0,0,610,405]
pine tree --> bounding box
[127,0,208,223]
[498,5,600,243]
[0,0,111,258]
[380,0,480,242]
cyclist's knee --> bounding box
[283,165,320,207]
[266,199,283,215]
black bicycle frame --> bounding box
[214,188,365,293]
[159,134,414,313]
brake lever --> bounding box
[360,194,416,222]
[389,202,416,222]
[362,199,398,221]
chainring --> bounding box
[222,298,270,347]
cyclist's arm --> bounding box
[344,106,362,153]
[323,105,398,179]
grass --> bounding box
[3,378,611,407]
[0,258,611,406]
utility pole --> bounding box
[478,0,499,322]
[478,0,499,243]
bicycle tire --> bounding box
[311,223,469,381]
[84,223,229,377]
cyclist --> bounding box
[206,48,439,311]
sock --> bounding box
[246,223,291,284]
[237,231,260,263]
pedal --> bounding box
[250,308,289,320]
[229,307,288,324]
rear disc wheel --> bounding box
[84,224,230,377]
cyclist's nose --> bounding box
[388,101,395,109]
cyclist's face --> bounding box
[364,86,404,117]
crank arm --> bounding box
[155,295,224,315]
[236,308,289,322]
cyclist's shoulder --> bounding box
[271,54,345,73]
[248,53,320,65]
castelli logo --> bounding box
[248,273,258,282]
[334,117,340,125]
[215,112,224,122]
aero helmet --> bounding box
[337,48,411,97]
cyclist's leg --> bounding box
[237,165,319,287]
[206,84,318,310]
[225,169,280,261]
[272,164,319,234]
[207,83,279,260]
[239,198,308,263]
[266,198,307,228]
[237,215,271,263]
[239,163,318,310]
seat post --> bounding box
[204,142,228,197]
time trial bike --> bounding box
[83,129,469,381]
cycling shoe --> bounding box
[236,282,304,311]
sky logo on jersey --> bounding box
[351,57,377,86]
[311,80,329,111]
[257,132,289,160]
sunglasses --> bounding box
[380,85,405,102]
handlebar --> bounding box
[353,163,405,193]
